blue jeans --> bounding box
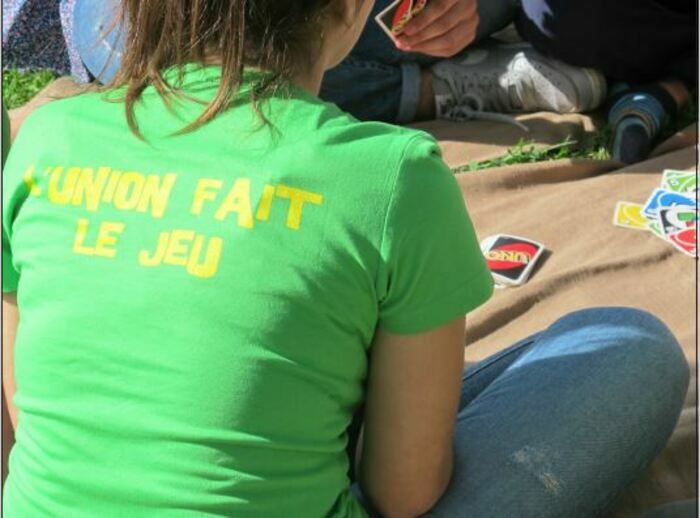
[320,0,518,123]
[353,307,689,517]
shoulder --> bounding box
[301,99,446,182]
[316,100,440,156]
[12,88,108,142]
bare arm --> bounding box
[358,317,465,517]
[2,293,18,484]
[2,293,18,428]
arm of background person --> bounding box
[358,316,466,517]
[2,293,19,484]
[396,0,479,57]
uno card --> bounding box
[648,220,666,240]
[658,206,698,237]
[480,234,545,286]
[668,225,697,257]
[662,169,697,194]
[375,0,428,38]
[642,189,667,218]
[613,201,648,230]
[643,189,695,218]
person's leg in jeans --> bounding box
[642,499,698,518]
[70,0,606,123]
[425,307,689,517]
[320,0,518,122]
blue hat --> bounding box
[73,0,125,84]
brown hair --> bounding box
[108,0,340,136]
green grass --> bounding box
[455,93,698,173]
[454,133,611,173]
[2,69,57,109]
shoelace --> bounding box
[435,64,529,132]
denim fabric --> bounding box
[320,0,518,122]
[354,307,689,517]
[642,499,698,518]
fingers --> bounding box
[400,17,479,57]
[399,8,466,47]
[396,0,479,57]
[401,0,456,37]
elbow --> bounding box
[374,493,444,518]
[360,455,453,517]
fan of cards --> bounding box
[481,234,546,289]
[375,0,428,38]
[613,169,697,257]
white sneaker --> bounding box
[431,43,607,126]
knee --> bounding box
[557,307,690,402]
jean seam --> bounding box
[338,56,399,74]
[396,61,421,123]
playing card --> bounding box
[658,206,697,237]
[375,0,428,38]
[643,188,695,218]
[661,169,697,194]
[643,189,667,218]
[668,225,697,257]
[648,220,666,240]
[613,201,648,230]
[480,234,545,286]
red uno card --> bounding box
[668,225,697,257]
[480,234,546,286]
[375,0,428,38]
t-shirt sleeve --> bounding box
[376,135,493,334]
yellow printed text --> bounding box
[191,179,324,230]
[46,166,177,218]
[73,218,125,258]
[139,230,223,279]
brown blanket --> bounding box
[415,114,697,517]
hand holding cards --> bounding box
[375,0,428,38]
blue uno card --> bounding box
[643,189,695,218]
[658,191,696,212]
[643,189,668,218]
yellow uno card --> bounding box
[613,201,649,230]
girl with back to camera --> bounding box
[1,1,689,516]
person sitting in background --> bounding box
[71,0,607,125]
[3,0,608,128]
[319,0,607,124]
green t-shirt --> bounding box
[2,66,493,517]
